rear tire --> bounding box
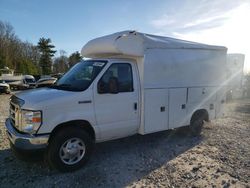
[46,127,93,172]
[190,117,204,136]
[190,111,208,136]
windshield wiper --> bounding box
[49,84,72,90]
[57,84,72,87]
[49,83,83,91]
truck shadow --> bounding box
[0,127,202,187]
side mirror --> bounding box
[108,77,119,94]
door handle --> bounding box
[78,100,92,104]
[134,103,137,110]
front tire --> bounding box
[46,127,93,172]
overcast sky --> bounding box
[0,0,249,72]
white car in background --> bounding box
[9,75,36,90]
[36,77,57,88]
[0,80,10,94]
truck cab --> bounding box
[6,58,141,171]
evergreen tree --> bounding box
[37,38,56,75]
[68,51,82,67]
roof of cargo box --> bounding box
[81,30,227,58]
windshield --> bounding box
[51,60,107,91]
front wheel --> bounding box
[46,127,93,172]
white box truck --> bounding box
[226,53,245,99]
[5,31,227,172]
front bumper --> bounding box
[5,118,49,150]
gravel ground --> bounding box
[0,93,249,188]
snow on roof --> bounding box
[81,30,227,58]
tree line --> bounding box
[0,20,82,75]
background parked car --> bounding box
[24,75,36,88]
[36,77,57,88]
[0,80,10,94]
[9,75,36,90]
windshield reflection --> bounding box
[50,60,107,91]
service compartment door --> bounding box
[188,87,217,103]
[187,87,216,120]
[169,88,187,129]
[144,89,168,134]
[216,86,227,118]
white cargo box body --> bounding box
[82,31,227,88]
[82,31,227,134]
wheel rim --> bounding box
[59,138,86,165]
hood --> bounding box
[15,87,81,109]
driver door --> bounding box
[93,62,139,141]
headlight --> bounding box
[21,110,42,134]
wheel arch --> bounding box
[48,120,96,143]
[190,109,209,124]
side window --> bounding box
[98,63,134,94]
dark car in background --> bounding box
[0,80,10,94]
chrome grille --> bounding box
[9,101,20,130]
[9,96,24,131]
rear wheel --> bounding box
[46,127,93,172]
[190,110,208,136]
[190,117,204,136]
